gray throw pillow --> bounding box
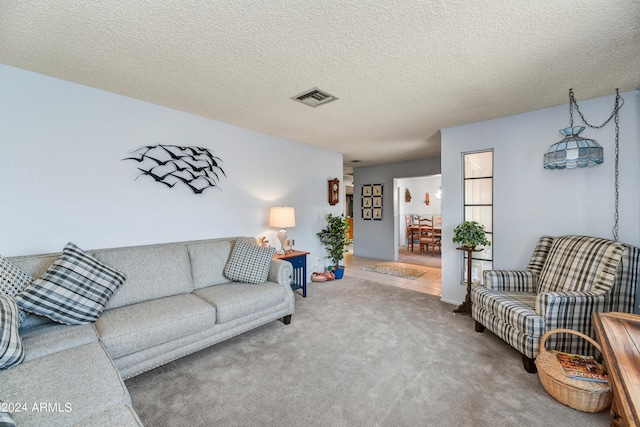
[15,242,126,325]
[0,256,33,324]
[224,237,275,284]
[0,295,24,370]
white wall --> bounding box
[352,158,441,260]
[0,64,343,275]
[441,90,640,306]
[398,175,442,218]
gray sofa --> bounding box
[1,237,295,426]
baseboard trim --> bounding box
[440,297,462,306]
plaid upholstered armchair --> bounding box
[471,235,640,373]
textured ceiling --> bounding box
[1,1,639,171]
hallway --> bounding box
[342,246,441,297]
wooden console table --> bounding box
[593,312,640,427]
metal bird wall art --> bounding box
[124,144,226,194]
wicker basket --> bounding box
[535,328,612,413]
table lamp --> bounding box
[269,207,296,254]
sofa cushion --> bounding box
[94,294,217,359]
[0,256,33,324]
[0,295,24,369]
[194,282,287,323]
[537,235,625,294]
[18,313,52,330]
[92,243,194,310]
[224,237,275,284]
[471,287,543,336]
[20,323,99,362]
[6,253,64,281]
[187,238,235,289]
[15,243,126,325]
[0,342,131,427]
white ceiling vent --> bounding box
[291,87,338,108]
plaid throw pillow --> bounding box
[0,295,25,370]
[0,256,33,324]
[224,237,275,284]
[15,242,126,325]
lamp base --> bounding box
[277,228,287,254]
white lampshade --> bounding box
[269,207,296,228]
[269,207,295,254]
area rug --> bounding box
[362,263,425,279]
[125,277,609,427]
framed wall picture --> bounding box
[361,184,383,220]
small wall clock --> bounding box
[328,178,340,205]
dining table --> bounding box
[408,223,442,254]
[409,224,442,234]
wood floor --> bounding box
[342,245,442,297]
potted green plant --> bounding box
[316,213,352,279]
[452,221,491,249]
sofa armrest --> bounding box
[482,270,538,292]
[268,259,293,286]
[535,290,607,324]
[535,290,608,355]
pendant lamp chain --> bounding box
[613,98,620,241]
[569,89,623,240]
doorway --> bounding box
[394,174,442,269]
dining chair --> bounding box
[433,216,442,230]
[419,216,441,256]
[432,215,442,246]
[405,215,420,252]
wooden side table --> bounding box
[593,312,640,427]
[453,246,482,315]
[274,250,309,297]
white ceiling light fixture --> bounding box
[291,87,338,108]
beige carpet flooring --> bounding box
[125,276,610,427]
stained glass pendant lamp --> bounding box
[543,88,618,169]
[543,126,603,169]
[543,88,624,241]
